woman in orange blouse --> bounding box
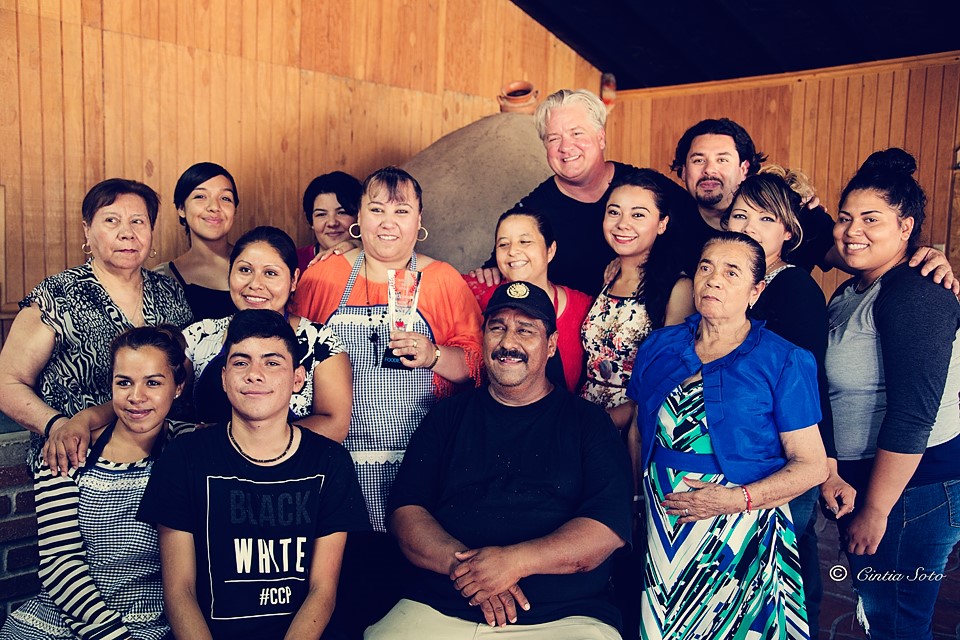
[292,166,482,639]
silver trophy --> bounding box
[381,269,422,369]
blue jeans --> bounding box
[839,479,960,640]
[788,487,822,637]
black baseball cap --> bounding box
[483,281,557,331]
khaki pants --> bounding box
[365,599,622,639]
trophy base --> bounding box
[381,346,415,370]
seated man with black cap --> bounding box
[366,282,632,639]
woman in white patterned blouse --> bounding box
[182,226,352,441]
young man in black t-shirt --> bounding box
[138,310,369,640]
[366,283,632,639]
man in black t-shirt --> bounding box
[138,310,369,640]
[475,89,634,296]
[366,283,632,639]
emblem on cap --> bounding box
[506,282,530,299]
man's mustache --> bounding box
[491,348,528,363]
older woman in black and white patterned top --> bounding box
[182,225,351,440]
[0,178,193,475]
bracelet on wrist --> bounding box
[741,485,752,514]
[43,413,66,438]
[425,344,441,370]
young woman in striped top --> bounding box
[1,326,190,640]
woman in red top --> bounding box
[463,208,593,392]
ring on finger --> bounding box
[683,508,689,516]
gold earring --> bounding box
[149,248,158,258]
[417,226,429,242]
[82,242,93,255]
[349,223,362,239]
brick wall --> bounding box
[0,433,39,627]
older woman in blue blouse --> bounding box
[627,232,828,639]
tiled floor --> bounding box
[814,513,960,639]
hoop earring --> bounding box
[149,248,158,258]
[82,242,93,255]
[349,223,362,239]
[417,226,429,242]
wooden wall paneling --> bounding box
[194,0,210,55]
[16,0,38,16]
[347,0,371,81]
[61,0,80,24]
[101,31,122,176]
[812,79,833,201]
[209,50,228,166]
[121,0,140,36]
[254,59,270,225]
[952,170,960,266]
[368,0,437,93]
[294,70,314,248]
[842,76,863,191]
[37,0,57,19]
[640,98,654,169]
[238,55,256,245]
[271,0,300,69]
[544,34,574,96]
[140,35,161,204]
[157,0,174,42]
[517,13,549,91]
[307,0,352,77]
[936,65,959,260]
[824,78,849,296]
[223,0,240,58]
[0,8,22,308]
[857,73,878,163]
[175,44,197,255]
[919,66,944,248]
[156,41,179,262]
[176,0,194,49]
[194,48,213,168]
[442,0,482,96]
[903,67,927,161]
[873,71,893,151]
[18,8,44,300]
[121,33,144,181]
[240,0,257,60]
[62,17,86,269]
[80,0,100,28]
[788,81,805,170]
[888,69,909,147]
[224,53,243,166]
[322,74,345,174]
[255,0,272,64]
[40,14,66,275]
[424,91,445,157]
[81,24,103,193]
[573,54,597,92]
[478,0,506,99]
[100,0,119,33]
[799,80,819,179]
[298,0,317,72]
[282,64,301,234]
[139,0,157,41]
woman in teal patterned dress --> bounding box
[627,233,828,639]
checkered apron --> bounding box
[327,251,436,532]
